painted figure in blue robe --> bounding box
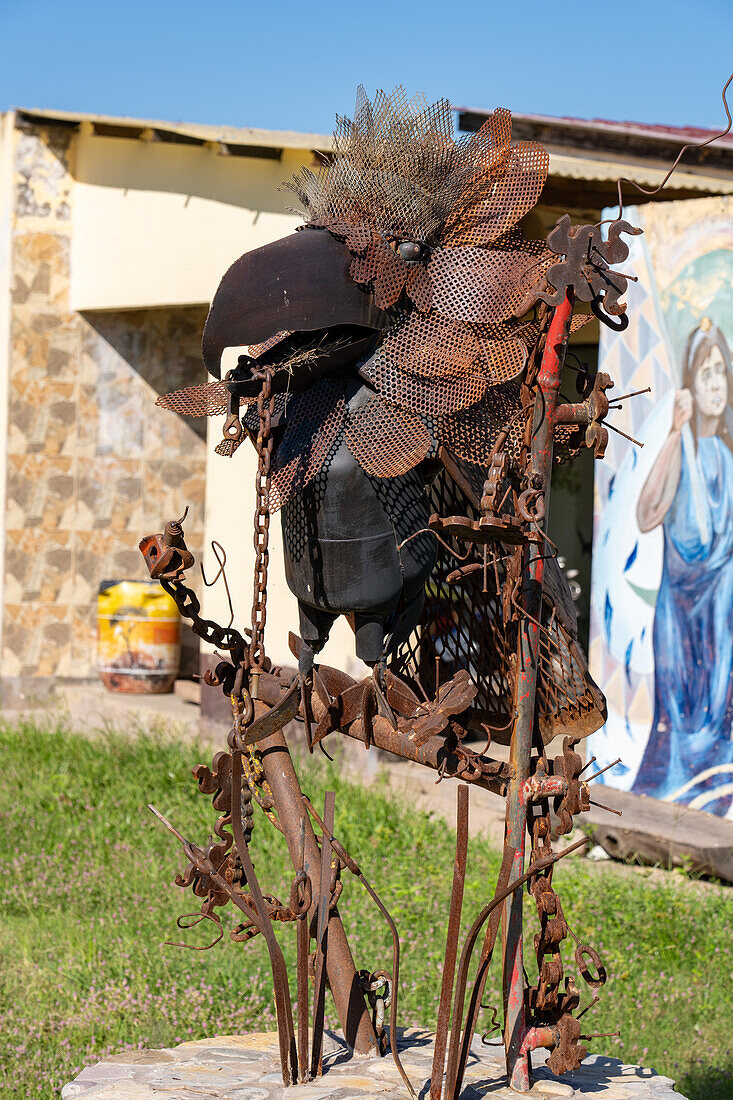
[635,321,733,815]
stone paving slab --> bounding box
[62,1029,684,1100]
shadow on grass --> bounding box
[678,1056,733,1100]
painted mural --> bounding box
[589,195,733,817]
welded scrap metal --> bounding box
[230,750,299,1084]
[551,736,591,834]
[527,215,642,329]
[311,792,335,1078]
[148,802,298,1084]
[229,675,302,750]
[282,635,510,788]
[230,858,312,943]
[303,797,418,1100]
[139,510,250,658]
[399,669,477,747]
[310,682,507,792]
[174,750,238,914]
[444,836,590,1100]
[430,784,469,1100]
[139,510,195,582]
[521,746,610,1075]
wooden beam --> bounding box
[579,786,733,882]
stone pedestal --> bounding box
[61,1028,684,1100]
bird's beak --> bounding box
[202,229,389,382]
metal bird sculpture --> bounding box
[144,87,643,1093]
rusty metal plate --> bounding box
[345,396,431,477]
[442,381,524,467]
[443,141,549,248]
[270,378,346,511]
[428,247,549,325]
[362,355,487,418]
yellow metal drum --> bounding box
[97,580,181,694]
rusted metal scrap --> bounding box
[138,85,655,1095]
[527,215,643,329]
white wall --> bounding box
[70,131,306,310]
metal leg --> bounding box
[256,728,380,1057]
[430,784,469,1100]
[311,792,335,1077]
[503,292,574,1091]
[296,817,310,1082]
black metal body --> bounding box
[281,380,437,664]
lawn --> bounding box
[0,719,731,1099]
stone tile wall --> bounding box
[4,120,206,687]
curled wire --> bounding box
[201,540,235,630]
[165,911,224,951]
[396,527,473,561]
[616,73,732,216]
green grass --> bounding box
[0,719,731,1099]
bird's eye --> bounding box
[396,240,427,263]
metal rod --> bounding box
[589,799,623,817]
[503,290,575,1093]
[585,758,622,783]
[446,837,589,1100]
[230,751,298,1085]
[605,420,643,447]
[430,784,469,1100]
[311,792,335,1078]
[256,730,379,1056]
[577,755,597,778]
[296,817,310,1082]
[613,386,651,402]
[303,796,418,1100]
[149,801,299,1081]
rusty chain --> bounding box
[523,739,606,1075]
[249,368,275,673]
[160,578,247,658]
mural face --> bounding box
[589,196,733,818]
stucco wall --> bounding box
[70,132,303,311]
[3,118,206,688]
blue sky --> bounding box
[0,0,731,135]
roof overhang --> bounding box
[15,107,332,161]
[457,107,733,207]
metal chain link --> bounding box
[160,579,247,657]
[249,369,274,671]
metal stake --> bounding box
[430,784,469,1100]
[311,791,335,1077]
[255,730,379,1057]
[502,291,574,1092]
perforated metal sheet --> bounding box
[154,89,598,486]
[379,313,482,380]
[344,396,431,476]
[390,467,606,743]
[363,354,487,418]
[249,330,292,359]
[429,247,550,325]
[441,381,525,466]
[156,381,250,418]
[350,236,408,311]
[442,142,549,248]
[269,378,346,512]
[281,86,556,438]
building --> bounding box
[0,107,329,700]
[0,104,731,701]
